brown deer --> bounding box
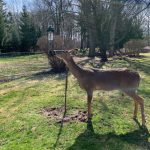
[55,50,146,126]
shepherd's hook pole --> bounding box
[64,67,68,114]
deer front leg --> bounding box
[87,91,93,121]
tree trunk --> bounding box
[109,1,119,57]
[80,27,85,49]
[88,29,95,57]
[80,36,83,49]
[101,47,108,62]
[56,23,61,35]
[109,17,117,57]
[89,47,95,57]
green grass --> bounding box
[0,54,48,81]
[0,54,150,150]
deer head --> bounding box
[55,50,73,63]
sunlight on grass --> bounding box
[0,54,150,150]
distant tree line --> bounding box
[78,0,150,61]
[0,0,150,62]
[0,0,40,53]
[33,0,150,62]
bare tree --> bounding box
[77,0,150,61]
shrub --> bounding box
[124,39,145,56]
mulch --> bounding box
[42,107,87,123]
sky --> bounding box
[4,0,34,12]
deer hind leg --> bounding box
[87,91,93,121]
[133,100,138,119]
[124,91,146,126]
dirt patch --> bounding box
[42,107,87,123]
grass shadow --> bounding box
[67,120,150,150]
[124,58,150,75]
[76,57,92,67]
[0,75,26,83]
[127,55,148,59]
[29,57,92,81]
[76,57,105,69]
[0,69,60,83]
[29,57,103,82]
[53,110,67,150]
[29,69,68,81]
[0,57,103,83]
[90,61,105,69]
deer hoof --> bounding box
[88,114,93,120]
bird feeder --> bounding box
[47,26,54,41]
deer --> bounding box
[55,50,146,126]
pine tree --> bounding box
[20,5,40,52]
[0,0,6,50]
[10,28,21,51]
[5,12,21,52]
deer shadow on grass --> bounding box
[67,120,150,150]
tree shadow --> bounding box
[90,61,105,69]
[0,75,26,83]
[67,120,150,150]
[76,57,93,66]
[28,69,67,81]
[28,57,104,81]
[76,57,105,69]
[1,57,104,83]
[0,69,66,83]
[99,99,109,111]
[27,57,91,81]
[127,55,147,59]
[124,58,150,75]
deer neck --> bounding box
[64,57,83,79]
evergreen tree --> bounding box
[0,0,6,51]
[10,27,21,51]
[20,5,40,52]
[1,12,20,52]
[5,12,20,52]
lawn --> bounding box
[0,54,150,150]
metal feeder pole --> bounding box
[64,68,68,114]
